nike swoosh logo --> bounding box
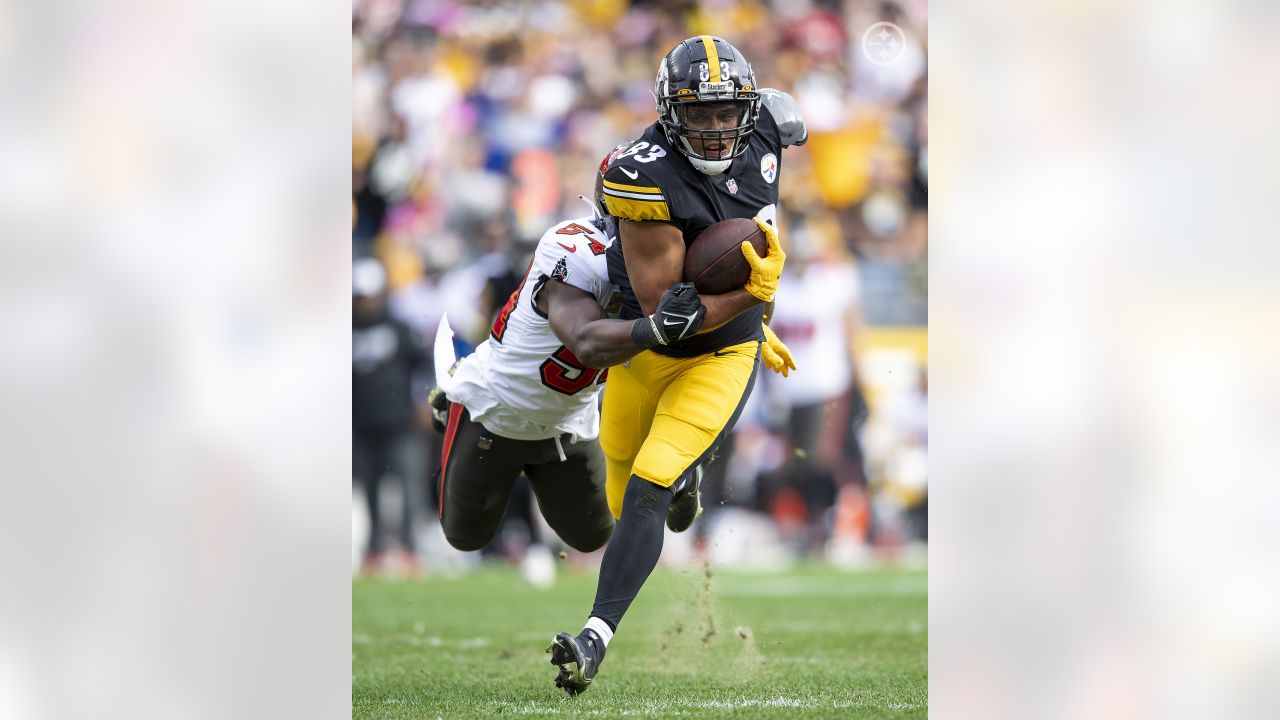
[556,242,577,252]
[619,167,638,180]
[713,350,739,357]
[664,319,683,326]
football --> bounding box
[683,218,768,295]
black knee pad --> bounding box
[622,474,674,523]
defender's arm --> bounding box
[539,278,708,370]
[540,281,639,370]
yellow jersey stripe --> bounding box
[701,36,720,81]
[602,178,663,195]
[604,194,671,222]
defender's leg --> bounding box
[525,439,615,552]
[437,404,525,551]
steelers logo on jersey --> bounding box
[760,153,778,184]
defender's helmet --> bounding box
[594,142,632,217]
[654,36,761,175]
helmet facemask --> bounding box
[666,101,754,168]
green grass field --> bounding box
[353,563,927,718]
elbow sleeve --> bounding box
[760,88,808,147]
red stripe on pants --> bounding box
[438,402,464,518]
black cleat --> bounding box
[547,631,602,697]
[666,465,704,533]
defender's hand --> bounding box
[632,282,707,349]
[426,385,450,433]
[742,218,786,302]
[761,324,796,377]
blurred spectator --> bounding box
[863,364,928,548]
[353,257,431,575]
[763,212,869,555]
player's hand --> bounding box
[742,218,786,302]
[761,324,796,377]
[426,385,450,433]
[632,282,707,349]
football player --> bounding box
[428,145,710,556]
[548,36,805,696]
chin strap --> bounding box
[687,156,733,175]
[676,137,735,175]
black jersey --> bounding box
[602,109,784,358]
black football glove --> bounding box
[631,282,707,349]
[426,385,450,433]
[425,359,462,433]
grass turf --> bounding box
[353,563,926,718]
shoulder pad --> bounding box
[759,88,808,147]
[601,164,671,222]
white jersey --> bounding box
[769,261,861,406]
[443,216,620,442]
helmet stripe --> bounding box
[699,35,720,81]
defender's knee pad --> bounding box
[564,522,614,553]
[443,529,492,553]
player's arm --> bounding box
[618,219,759,330]
[540,279,707,370]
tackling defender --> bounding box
[549,35,806,696]
[429,146,711,555]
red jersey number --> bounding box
[557,222,607,255]
[556,223,592,236]
[540,345,608,395]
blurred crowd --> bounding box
[351,0,927,576]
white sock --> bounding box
[584,617,614,647]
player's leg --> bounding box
[666,360,763,533]
[598,356,663,519]
[437,403,525,552]
[551,343,759,696]
[547,473,672,696]
[633,341,761,489]
[592,342,759,623]
[524,438,614,553]
[549,352,669,696]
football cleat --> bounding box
[547,631,602,697]
[666,465,704,533]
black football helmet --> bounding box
[654,36,761,175]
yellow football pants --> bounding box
[599,340,759,519]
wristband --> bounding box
[631,315,664,349]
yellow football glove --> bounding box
[761,324,796,377]
[742,218,786,302]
